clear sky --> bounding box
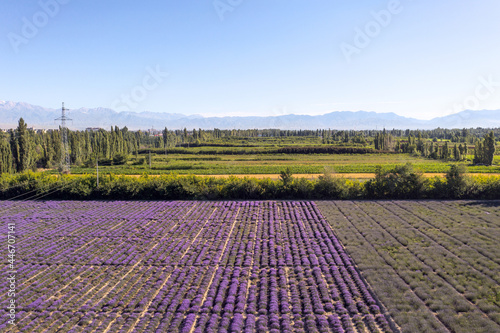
[1,0,500,119]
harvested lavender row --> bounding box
[0,201,395,332]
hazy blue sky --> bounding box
[1,0,500,119]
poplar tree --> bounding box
[17,118,30,172]
[10,130,19,171]
[484,131,496,165]
[441,141,450,160]
[163,127,168,148]
[474,132,496,165]
[453,144,459,161]
[474,141,482,165]
[0,139,13,174]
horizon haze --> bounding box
[1,100,499,130]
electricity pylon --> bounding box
[55,102,72,173]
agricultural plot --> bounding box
[316,201,500,333]
[70,152,500,176]
[0,201,394,332]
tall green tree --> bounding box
[41,132,55,168]
[453,144,459,161]
[16,118,30,172]
[69,132,82,165]
[441,141,450,160]
[163,127,169,149]
[474,141,482,164]
[9,130,19,172]
[484,131,496,165]
[474,132,496,165]
[0,139,13,174]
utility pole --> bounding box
[55,102,72,173]
[149,151,152,169]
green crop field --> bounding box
[67,152,500,176]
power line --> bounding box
[0,177,80,215]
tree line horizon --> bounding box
[0,118,497,175]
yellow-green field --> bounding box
[68,153,500,176]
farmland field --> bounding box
[68,153,500,176]
[1,200,499,333]
[318,201,500,333]
[0,201,394,332]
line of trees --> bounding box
[374,129,394,150]
[395,131,496,164]
[2,118,32,174]
[0,118,498,175]
[0,119,142,173]
[474,132,496,165]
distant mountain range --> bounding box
[1,101,499,130]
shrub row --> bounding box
[139,146,380,156]
[1,164,499,200]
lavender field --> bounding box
[318,201,500,333]
[0,201,394,333]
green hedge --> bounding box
[1,164,499,200]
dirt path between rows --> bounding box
[122,173,500,179]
